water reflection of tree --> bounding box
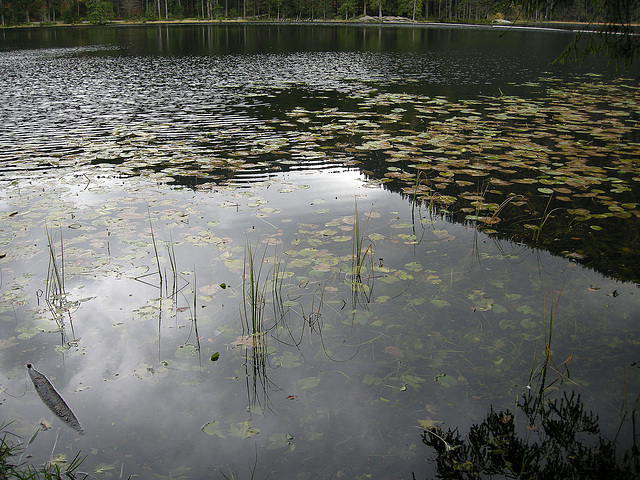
[357,148,640,285]
[420,388,639,479]
[418,324,640,480]
[515,0,640,69]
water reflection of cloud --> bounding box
[2,157,640,478]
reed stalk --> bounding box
[44,228,77,341]
[349,199,374,306]
[488,194,525,226]
[45,228,65,309]
[147,207,163,286]
[239,240,272,411]
[242,241,267,342]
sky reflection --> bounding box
[1,24,639,479]
[1,165,638,478]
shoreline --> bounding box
[1,17,611,32]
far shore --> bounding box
[1,16,609,32]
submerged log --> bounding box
[27,363,84,435]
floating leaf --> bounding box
[304,425,323,441]
[430,298,451,308]
[259,207,280,214]
[363,374,383,386]
[499,318,515,330]
[517,305,533,315]
[434,374,458,389]
[418,419,443,429]
[0,337,18,349]
[402,374,425,388]
[520,318,537,329]
[380,275,400,284]
[175,344,198,358]
[297,376,320,390]
[276,351,301,368]
[384,346,404,358]
[229,421,259,438]
[202,421,225,437]
[17,326,39,340]
[267,433,293,450]
[405,261,423,272]
[491,304,508,314]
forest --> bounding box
[0,0,637,28]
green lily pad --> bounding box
[297,376,320,390]
[267,433,293,450]
[202,421,225,438]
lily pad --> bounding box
[202,421,225,438]
[297,376,320,390]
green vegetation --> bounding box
[0,423,86,479]
[420,298,640,479]
[0,0,633,29]
[0,20,638,477]
[349,199,374,297]
[87,1,114,24]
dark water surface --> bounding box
[0,24,639,479]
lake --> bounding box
[0,23,639,479]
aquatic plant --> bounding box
[351,201,373,277]
[241,240,268,344]
[44,229,65,313]
[348,199,374,305]
[0,422,86,479]
[180,268,201,357]
[240,240,271,410]
[44,229,68,328]
[419,293,639,479]
[148,208,163,287]
[44,229,78,345]
[270,242,297,339]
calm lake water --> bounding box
[1,23,639,479]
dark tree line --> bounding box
[0,0,638,66]
[0,0,637,26]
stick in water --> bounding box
[27,364,84,435]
